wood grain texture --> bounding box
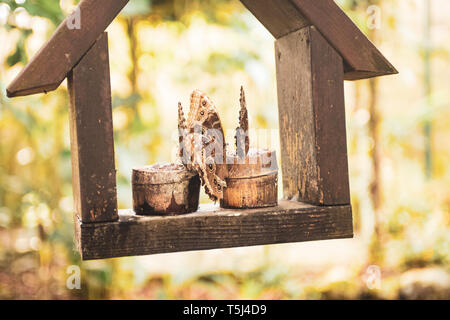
[6,0,129,97]
[240,0,310,39]
[76,200,353,260]
[226,149,278,179]
[221,173,278,209]
[221,150,278,208]
[132,164,200,216]
[276,26,350,205]
[67,32,118,223]
[290,0,397,80]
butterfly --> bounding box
[178,90,228,202]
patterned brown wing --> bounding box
[235,86,249,159]
[177,102,191,167]
[185,90,228,201]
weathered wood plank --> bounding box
[6,0,129,97]
[67,32,118,223]
[240,0,310,39]
[76,200,353,260]
[276,26,350,205]
[290,0,397,79]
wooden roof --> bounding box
[6,0,129,97]
[7,0,396,98]
[242,0,397,80]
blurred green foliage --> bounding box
[0,0,449,299]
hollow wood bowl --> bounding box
[221,149,278,209]
[132,163,200,216]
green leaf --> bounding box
[6,28,32,66]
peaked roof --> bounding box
[7,0,396,98]
[242,0,397,80]
[7,0,129,98]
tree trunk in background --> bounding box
[352,81,362,235]
[368,76,383,264]
[423,0,432,179]
[368,78,380,213]
[127,17,138,93]
[367,0,383,265]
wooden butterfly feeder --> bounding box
[6,0,397,260]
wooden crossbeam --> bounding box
[76,201,353,260]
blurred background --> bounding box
[0,0,449,299]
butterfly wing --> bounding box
[185,90,228,201]
[235,86,249,159]
[178,102,190,167]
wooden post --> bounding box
[67,32,118,223]
[276,26,350,206]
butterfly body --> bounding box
[179,90,228,202]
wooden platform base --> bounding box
[75,200,353,260]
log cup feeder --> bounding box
[222,149,278,209]
[6,0,397,260]
[132,163,200,216]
